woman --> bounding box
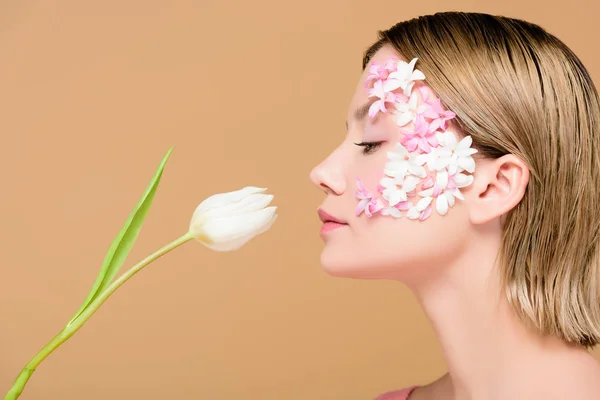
[310,12,600,399]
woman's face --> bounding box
[310,46,474,282]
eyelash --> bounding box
[354,141,384,155]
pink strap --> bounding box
[374,386,418,400]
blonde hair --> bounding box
[363,12,600,347]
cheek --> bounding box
[352,201,471,274]
[351,151,389,192]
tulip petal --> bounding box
[192,206,277,250]
[193,186,266,216]
[205,213,278,252]
[202,193,274,219]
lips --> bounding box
[317,208,347,225]
[317,208,348,235]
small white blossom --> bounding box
[436,131,478,175]
[384,143,427,180]
[379,175,421,206]
[406,196,433,220]
[383,58,426,96]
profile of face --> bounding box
[310,46,479,282]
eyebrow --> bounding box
[346,100,375,130]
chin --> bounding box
[319,251,395,280]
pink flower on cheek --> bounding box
[400,115,439,153]
[364,64,388,87]
[367,80,398,118]
[356,177,384,217]
[383,58,399,71]
[428,98,456,131]
[419,86,435,104]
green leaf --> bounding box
[66,147,174,327]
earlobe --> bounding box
[468,155,530,225]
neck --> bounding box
[406,236,590,399]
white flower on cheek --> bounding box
[380,199,412,219]
[436,131,478,175]
[379,143,427,207]
[423,145,453,172]
[419,170,474,216]
[384,143,428,180]
[379,175,421,206]
[406,196,433,220]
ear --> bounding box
[467,155,530,225]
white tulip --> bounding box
[188,186,277,251]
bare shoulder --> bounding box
[409,373,453,400]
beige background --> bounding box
[1,1,599,399]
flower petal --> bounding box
[414,154,429,166]
[202,193,274,219]
[454,173,473,188]
[456,136,473,150]
[419,205,433,221]
[193,206,277,250]
[409,164,427,178]
[379,177,396,188]
[453,189,465,201]
[419,188,435,197]
[439,131,457,149]
[406,207,420,220]
[387,207,403,218]
[436,170,449,188]
[436,194,449,216]
[389,190,404,206]
[411,69,426,81]
[445,190,456,207]
[416,196,433,211]
[458,156,476,173]
[193,186,267,216]
[396,112,414,127]
[403,176,421,192]
[368,101,383,118]
[383,79,402,92]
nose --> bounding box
[310,154,347,196]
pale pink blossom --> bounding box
[394,90,432,127]
[364,65,388,88]
[355,177,384,217]
[427,98,457,131]
[400,115,439,153]
[367,80,398,118]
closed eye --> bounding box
[354,141,384,155]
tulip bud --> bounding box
[188,186,277,251]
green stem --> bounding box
[4,232,194,400]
